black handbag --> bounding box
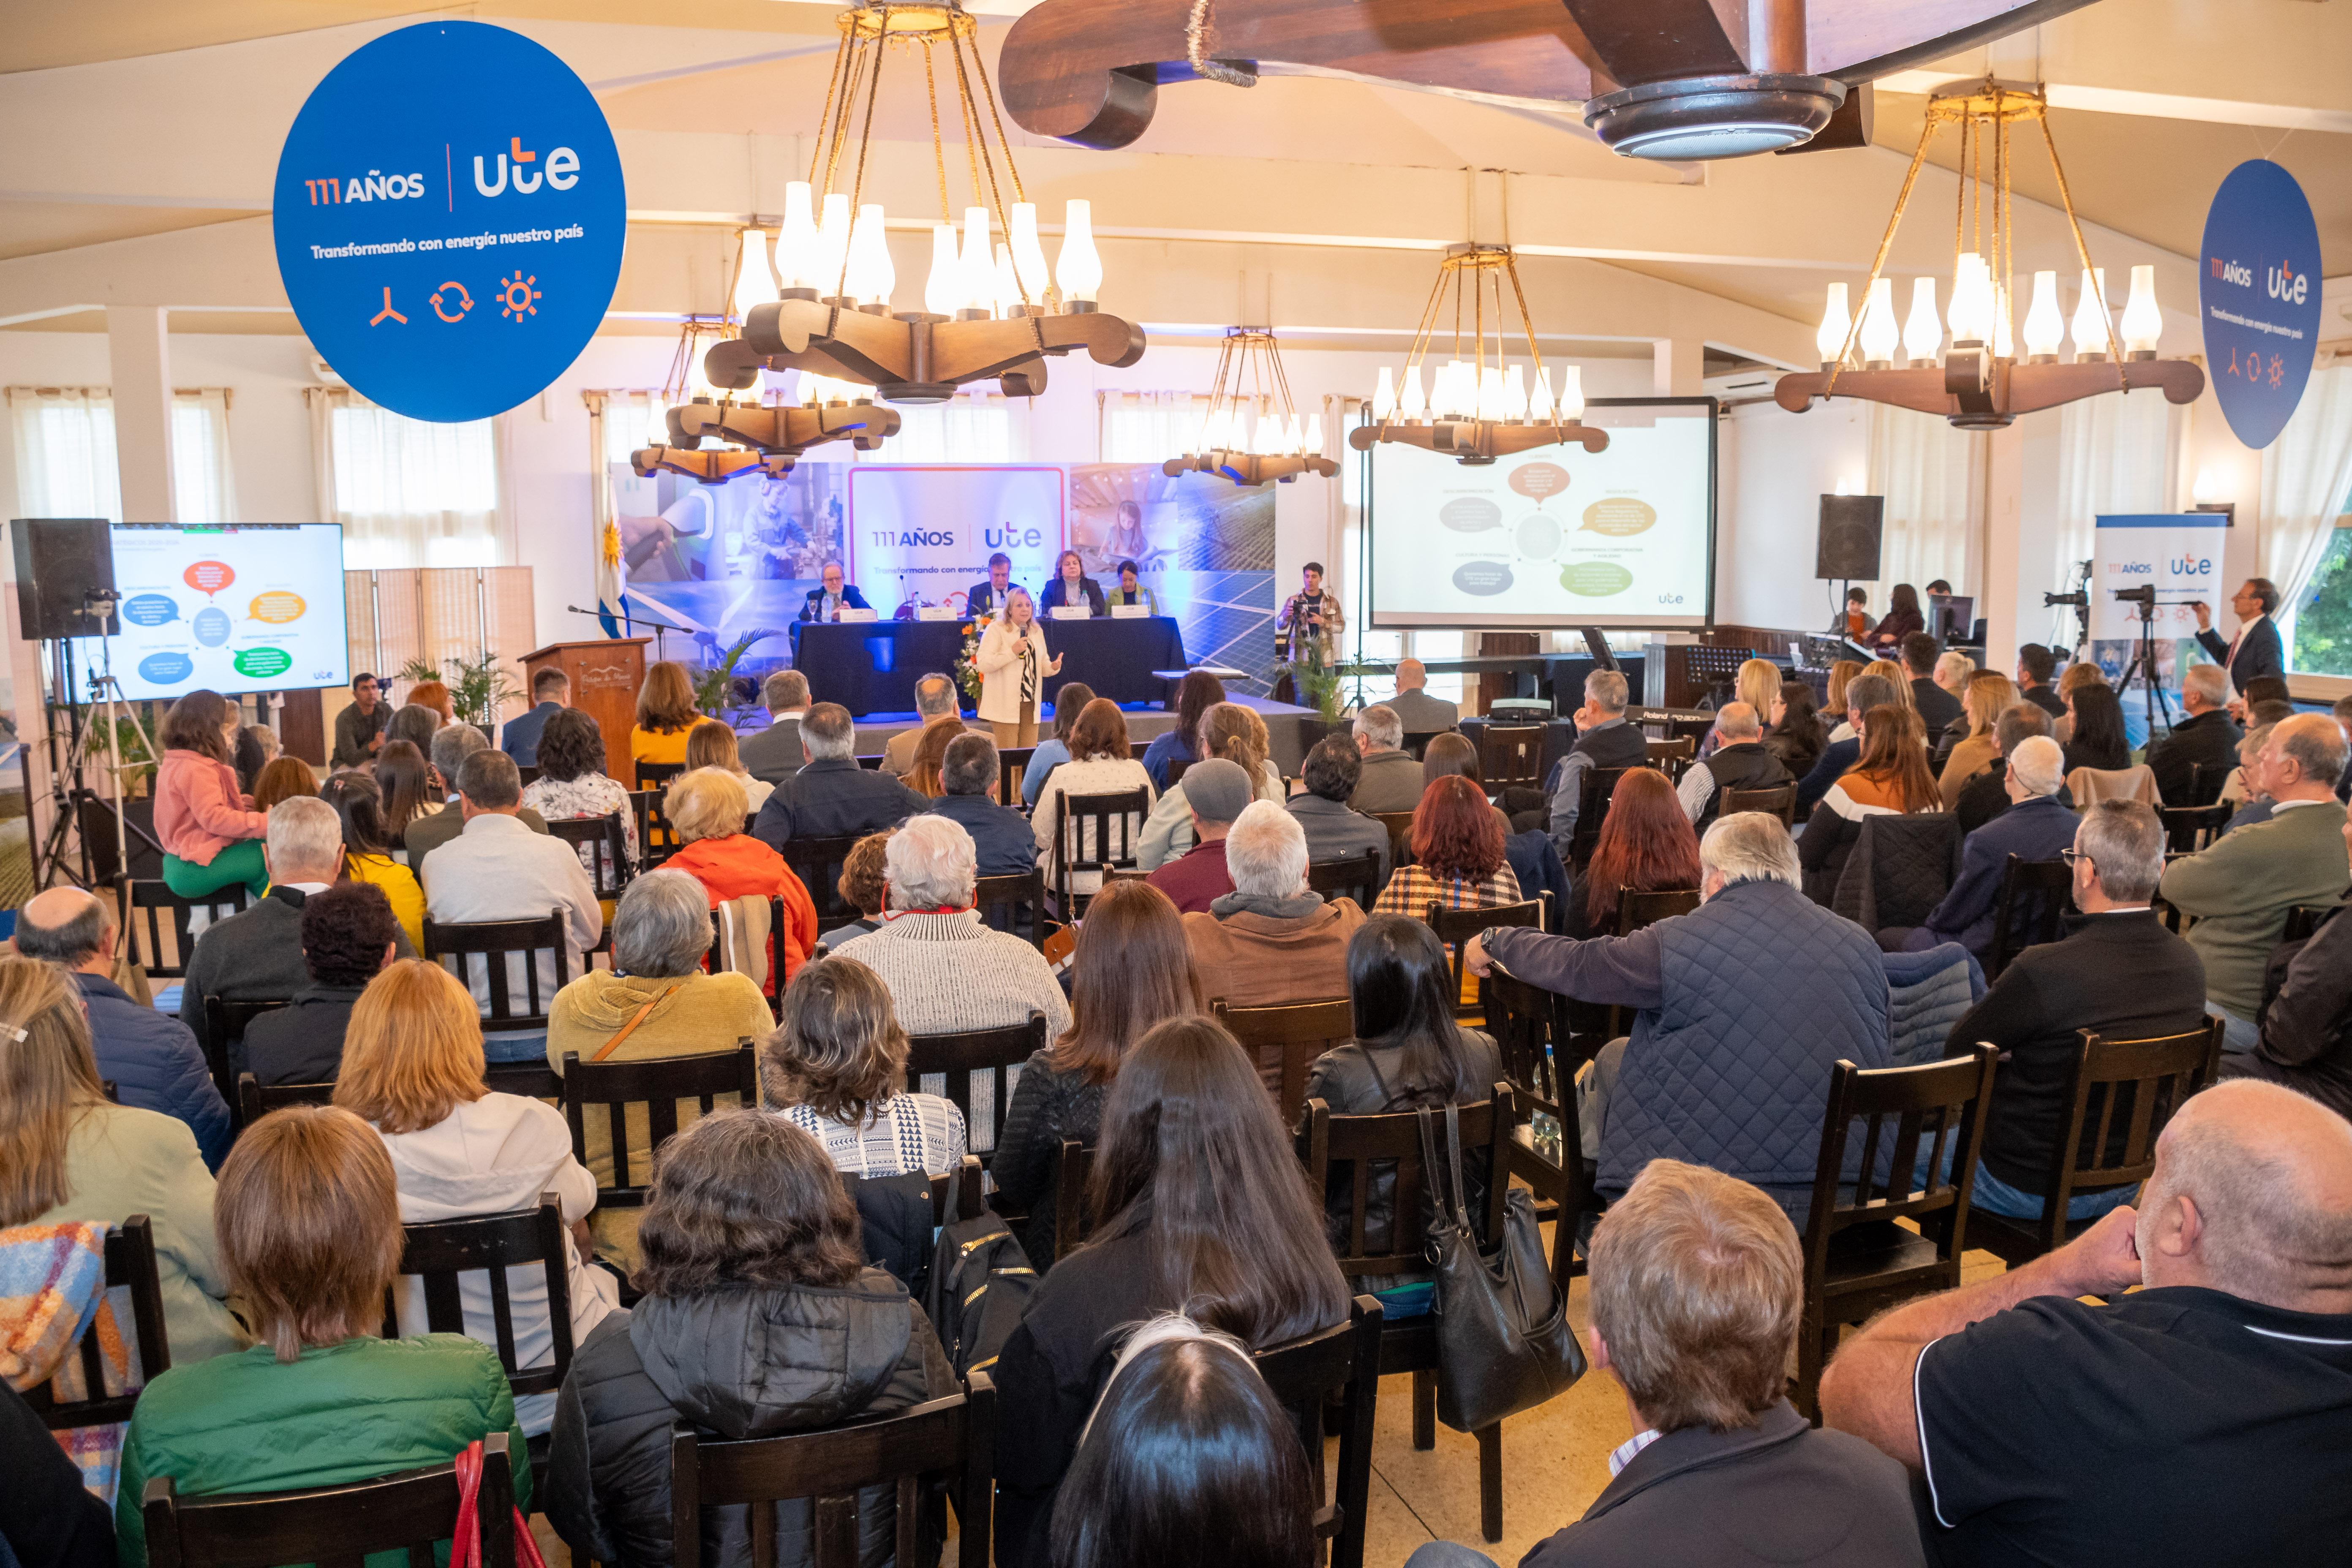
[1416,1101,1586,1432]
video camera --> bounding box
[2112,583,2157,607]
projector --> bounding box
[1487,699,1554,723]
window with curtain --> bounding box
[1862,404,1982,611]
[856,390,1028,463]
[8,387,121,520]
[1100,391,1209,464]
[2050,387,2176,647]
[2270,366,2352,674]
[309,387,500,569]
[171,390,236,525]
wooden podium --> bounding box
[522,638,649,783]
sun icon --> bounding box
[498,273,541,320]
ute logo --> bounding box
[2268,260,2308,305]
[474,137,581,197]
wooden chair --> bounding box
[2185,759,2227,809]
[1401,730,1443,761]
[237,1071,332,1126]
[517,764,541,788]
[2283,903,2338,944]
[1428,899,1545,1017]
[666,1377,994,1568]
[1645,735,1696,779]
[1372,811,1416,870]
[143,1432,517,1568]
[2160,802,2232,857]
[708,895,789,1016]
[1791,1046,1997,1418]
[424,912,571,1036]
[1617,887,1700,934]
[21,1215,170,1432]
[1165,756,1193,787]
[781,835,866,926]
[199,996,290,1124]
[1306,849,1383,911]
[1047,787,1149,921]
[121,877,252,980]
[1481,972,1593,1292]
[1478,725,1545,793]
[996,746,1035,811]
[1569,766,1631,869]
[1965,1020,2224,1267]
[635,760,686,792]
[1050,1139,1095,1263]
[1212,997,1355,1124]
[485,1064,565,1103]
[973,868,1048,951]
[562,1044,760,1212]
[631,788,680,868]
[1720,781,1797,825]
[904,1013,1051,1166]
[1254,1297,1385,1568]
[1298,1088,1527,1543]
[548,815,632,900]
[1986,856,2073,979]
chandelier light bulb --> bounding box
[1946,253,1987,343]
[775,182,819,293]
[1007,203,1050,308]
[2070,267,2112,359]
[1902,278,1941,364]
[2022,270,2064,359]
[1504,364,1529,422]
[1557,364,1584,422]
[1373,367,1396,421]
[844,204,894,310]
[1816,282,1852,367]
[1056,199,1103,305]
[814,193,852,299]
[923,223,962,316]
[732,229,777,321]
[1857,278,1899,366]
[1527,365,1554,422]
[2119,263,2163,357]
[1301,409,1323,456]
[957,208,993,313]
[1399,365,1426,422]
[1990,280,2015,359]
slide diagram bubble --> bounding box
[121,593,179,626]
[184,560,235,595]
[1509,463,1570,505]
[192,607,233,647]
[249,591,307,624]
[1561,561,1635,597]
[1453,561,1515,596]
[233,646,293,681]
[1438,497,1504,533]
[1581,498,1658,536]
[138,651,195,685]
[1514,515,1563,560]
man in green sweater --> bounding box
[2160,713,2351,1056]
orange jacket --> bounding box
[662,833,819,982]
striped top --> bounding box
[776,1093,969,1179]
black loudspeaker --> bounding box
[1815,495,1884,581]
[10,518,115,639]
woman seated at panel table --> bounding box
[1040,549,1108,618]
[1108,560,1159,617]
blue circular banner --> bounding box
[272,21,625,423]
[2198,159,2322,451]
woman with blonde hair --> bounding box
[0,955,244,1363]
[1137,701,1282,868]
[978,585,1064,748]
[1824,661,1864,733]
[629,659,701,769]
[683,716,773,811]
[760,954,968,1179]
[1939,672,2020,808]
[114,1105,529,1559]
[661,765,819,986]
[337,960,617,1436]
[1799,705,1943,905]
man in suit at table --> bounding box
[1386,657,1459,735]
[739,669,811,785]
[965,552,1021,620]
[798,560,870,623]
[2193,577,2285,695]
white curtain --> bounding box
[2053,387,2177,644]
[2264,365,2352,635]
[309,387,501,569]
[171,390,236,524]
[1863,404,1981,604]
[858,390,1028,463]
[1099,391,1209,464]
[8,387,120,520]
[602,391,662,468]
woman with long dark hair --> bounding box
[1142,670,1225,790]
[2062,681,2132,774]
[373,738,435,842]
[1799,705,1941,904]
[318,772,426,951]
[993,881,1204,1266]
[993,1018,1348,1568]
[153,689,269,898]
[1568,767,1703,940]
[1765,681,1827,776]
[1869,582,1924,650]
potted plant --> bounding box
[398,654,523,740]
[693,631,778,721]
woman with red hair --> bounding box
[1565,767,1703,941]
[1372,774,1523,1002]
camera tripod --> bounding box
[2115,593,2178,738]
[37,594,159,892]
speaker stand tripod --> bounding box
[36,595,158,893]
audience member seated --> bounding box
[408,679,456,729]
[684,716,775,811]
[547,1110,954,1565]
[422,750,604,1063]
[1563,768,1701,942]
[1795,673,1901,812]
[1469,814,1890,1225]
[2061,681,2133,776]
[243,883,400,1086]
[499,664,569,768]
[116,1105,529,1560]
[250,754,316,812]
[1676,702,1791,832]
[1386,656,1460,735]
[153,688,270,900]
[1864,659,1914,713]
[1764,681,1826,778]
[1029,699,1156,898]
[906,718,958,798]
[318,771,427,952]
[1375,776,1524,1000]
[16,886,229,1169]
[341,959,618,1436]
[1022,681,1095,807]
[2223,716,2292,832]
[233,721,281,795]
[2226,811,2352,1117]
[1184,801,1367,1032]
[1822,662,1864,743]
[1937,673,2018,808]
[384,700,441,759]
[830,814,1071,1043]
[1,1377,112,1568]
[1933,648,1976,719]
[1143,758,1251,915]
[882,673,971,778]
[2336,695,2352,802]
[1882,736,2076,958]
[818,830,891,953]
[2160,713,2352,1054]
[548,870,769,1265]
[1821,1079,2352,1568]
[181,796,415,1068]
[2241,672,2292,717]
[521,707,640,872]
[2047,660,2103,746]
[0,955,245,1363]
[629,659,700,770]
[374,738,436,843]
[2014,642,2066,718]
[1548,670,1647,862]
[2147,663,2243,806]
[1696,661,1782,762]
[1286,734,1393,886]
[1143,670,1224,791]
[1867,583,1924,650]
[660,767,819,985]
[1952,703,2056,835]
[1413,1161,1925,1568]
[759,953,969,1180]
[1140,703,1283,869]
[1348,704,1426,815]
[994,1018,1349,1568]
[753,702,929,850]
[407,723,551,868]
[738,669,811,785]
[1421,733,1512,835]
[1798,706,1941,906]
[994,881,1202,1267]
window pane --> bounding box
[2289,527,2352,676]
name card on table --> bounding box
[1110,604,1151,618]
[1050,606,1092,620]
[838,607,879,623]
[916,607,957,621]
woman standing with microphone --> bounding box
[978,586,1063,748]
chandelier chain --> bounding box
[809,23,853,188]
[923,39,951,222]
[1185,0,1256,90]
[1824,109,1935,394]
[2036,113,2126,392]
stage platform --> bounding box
[742,694,1329,774]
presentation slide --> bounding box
[71,524,351,701]
[1368,398,1717,630]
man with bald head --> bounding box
[1824,1079,2352,1565]
[1674,701,1790,832]
[1385,657,1459,735]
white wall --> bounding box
[1717,397,1868,633]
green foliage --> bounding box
[1277,640,1345,722]
[399,653,522,726]
[81,712,155,790]
[694,631,776,716]
[2290,531,2352,677]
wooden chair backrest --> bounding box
[381,1195,574,1404]
[422,912,572,1032]
[562,1044,760,1207]
[1720,782,1797,824]
[1987,855,2074,978]
[782,835,866,926]
[20,1215,170,1431]
[1299,1090,1512,1279]
[1802,1045,1997,1265]
[123,877,251,979]
[547,815,632,899]
[904,1013,1051,1163]
[1305,850,1383,911]
[1212,997,1355,1124]
[142,1433,514,1568]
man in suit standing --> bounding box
[2146,663,2244,807]
[498,667,569,768]
[965,552,1019,619]
[2193,577,2284,693]
[798,560,870,623]
[1385,658,1459,735]
[1904,632,1965,735]
[738,669,811,785]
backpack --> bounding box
[923,1212,1038,1380]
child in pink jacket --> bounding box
[153,689,270,898]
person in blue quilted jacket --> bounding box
[1467,811,1889,1228]
[16,886,231,1171]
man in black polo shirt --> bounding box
[1547,668,1648,864]
[1821,1078,2352,1567]
[2013,642,2066,719]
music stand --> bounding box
[1685,645,1754,709]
